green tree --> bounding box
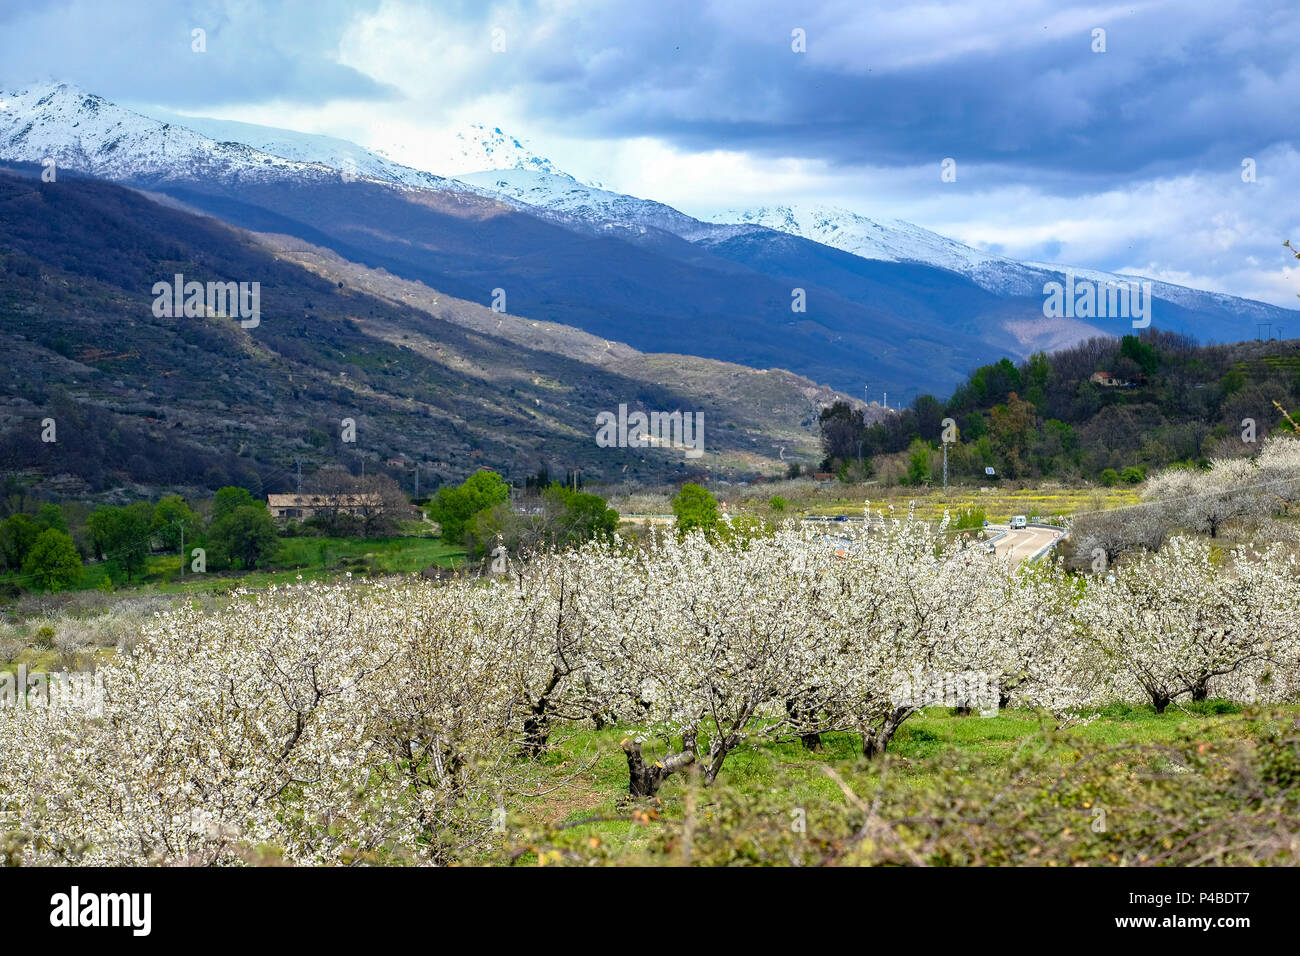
[904,439,931,485]
[911,394,945,442]
[464,484,619,557]
[210,505,279,569]
[989,393,1037,479]
[21,529,82,592]
[427,470,510,544]
[672,483,720,538]
[213,486,258,523]
[961,412,987,440]
[1220,368,1247,398]
[0,513,40,571]
[543,484,619,544]
[817,401,867,470]
[86,508,113,561]
[1023,351,1052,409]
[1120,335,1160,376]
[35,503,68,534]
[1099,468,1119,487]
[91,505,151,581]
[152,495,199,552]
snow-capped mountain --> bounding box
[133,108,460,192]
[130,111,574,193]
[714,204,1011,272]
[0,82,341,185]
[2,79,1290,381]
[708,204,1287,321]
[449,169,1288,323]
[442,124,567,178]
[454,168,735,240]
[708,203,1047,295]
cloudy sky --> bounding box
[2,0,1297,306]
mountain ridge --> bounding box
[3,80,1294,404]
[0,166,844,495]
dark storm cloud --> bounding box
[426,0,1299,189]
[2,0,1292,188]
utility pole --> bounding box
[295,458,302,493]
[173,520,185,578]
[942,440,949,494]
[414,463,419,500]
[883,391,888,411]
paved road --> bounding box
[989,525,1065,562]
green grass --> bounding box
[802,486,1140,523]
[4,535,467,598]
[503,703,1270,863]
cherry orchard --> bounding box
[2,515,1297,865]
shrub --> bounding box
[671,484,720,538]
[32,624,56,650]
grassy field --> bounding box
[800,485,1143,523]
[609,481,1143,527]
[4,535,467,598]
[503,701,1262,865]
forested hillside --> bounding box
[821,330,1300,482]
[0,170,837,499]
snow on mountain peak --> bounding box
[442,123,565,178]
[2,82,1286,327]
[0,80,336,184]
[709,203,1010,271]
[0,81,571,197]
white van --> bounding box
[1010,515,1028,530]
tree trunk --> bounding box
[521,668,565,757]
[1152,692,1171,714]
[621,738,694,798]
[798,731,823,751]
[522,712,549,757]
[785,696,822,751]
[703,733,742,786]
[862,706,913,759]
[1191,678,1209,702]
